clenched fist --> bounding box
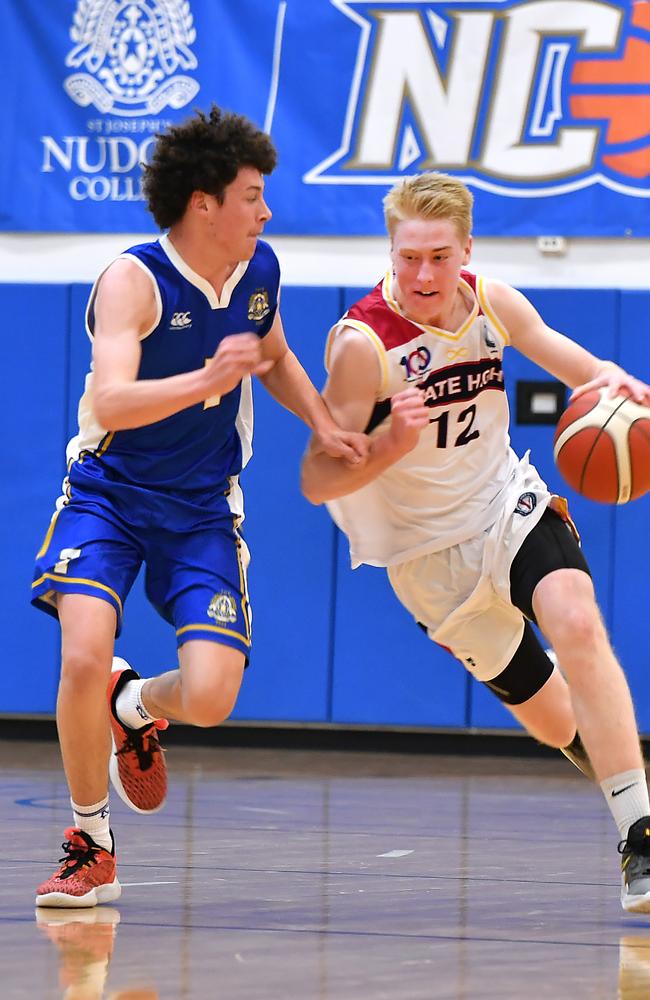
[203,333,273,400]
[388,387,430,454]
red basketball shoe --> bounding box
[35,828,121,908]
[108,658,168,814]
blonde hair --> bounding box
[383,172,473,242]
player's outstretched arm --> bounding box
[486,279,650,405]
[92,259,269,430]
[301,329,430,505]
[256,311,367,463]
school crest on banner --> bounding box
[64,0,199,116]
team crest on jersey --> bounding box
[482,320,500,358]
[514,492,537,516]
[305,1,650,200]
[64,0,199,117]
[208,591,238,625]
[400,345,433,382]
[247,289,270,323]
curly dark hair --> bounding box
[142,105,278,229]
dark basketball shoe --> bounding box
[620,817,650,913]
[107,658,168,814]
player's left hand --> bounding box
[571,365,650,406]
[312,427,369,465]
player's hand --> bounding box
[570,365,650,405]
[312,427,369,465]
[204,333,273,398]
[388,388,430,452]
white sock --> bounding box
[71,796,112,852]
[115,678,156,729]
[600,769,650,840]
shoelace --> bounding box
[116,722,164,771]
[618,835,650,854]
[618,837,650,882]
[57,836,102,879]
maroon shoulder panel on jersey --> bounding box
[460,269,477,292]
[346,280,422,352]
[345,271,483,351]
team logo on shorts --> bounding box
[514,492,537,516]
[208,591,238,625]
[247,290,270,323]
[54,547,81,575]
[64,0,199,117]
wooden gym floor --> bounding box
[1,739,649,999]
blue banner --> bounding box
[0,0,648,236]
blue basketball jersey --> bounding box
[65,235,280,528]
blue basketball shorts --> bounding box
[31,493,252,657]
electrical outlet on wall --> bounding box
[537,235,568,255]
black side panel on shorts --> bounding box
[482,620,554,705]
[509,507,591,624]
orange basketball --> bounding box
[553,389,650,504]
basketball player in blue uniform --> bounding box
[32,107,366,907]
[301,171,650,914]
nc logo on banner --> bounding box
[64,0,199,117]
[306,0,650,199]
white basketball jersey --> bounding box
[326,270,520,567]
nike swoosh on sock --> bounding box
[612,783,638,797]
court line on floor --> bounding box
[0,913,631,949]
[119,881,179,887]
[2,858,616,887]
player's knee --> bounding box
[182,681,240,728]
[59,649,110,694]
[547,603,605,660]
[535,715,577,750]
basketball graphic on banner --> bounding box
[570,1,650,181]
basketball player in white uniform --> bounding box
[301,172,650,913]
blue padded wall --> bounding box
[611,291,650,732]
[470,287,619,729]
[331,540,469,727]
[3,281,648,736]
[67,285,93,439]
[2,285,70,712]
[329,287,468,728]
[231,285,341,721]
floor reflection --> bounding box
[35,907,158,1000]
[619,935,650,1000]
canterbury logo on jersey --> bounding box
[170,311,192,329]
